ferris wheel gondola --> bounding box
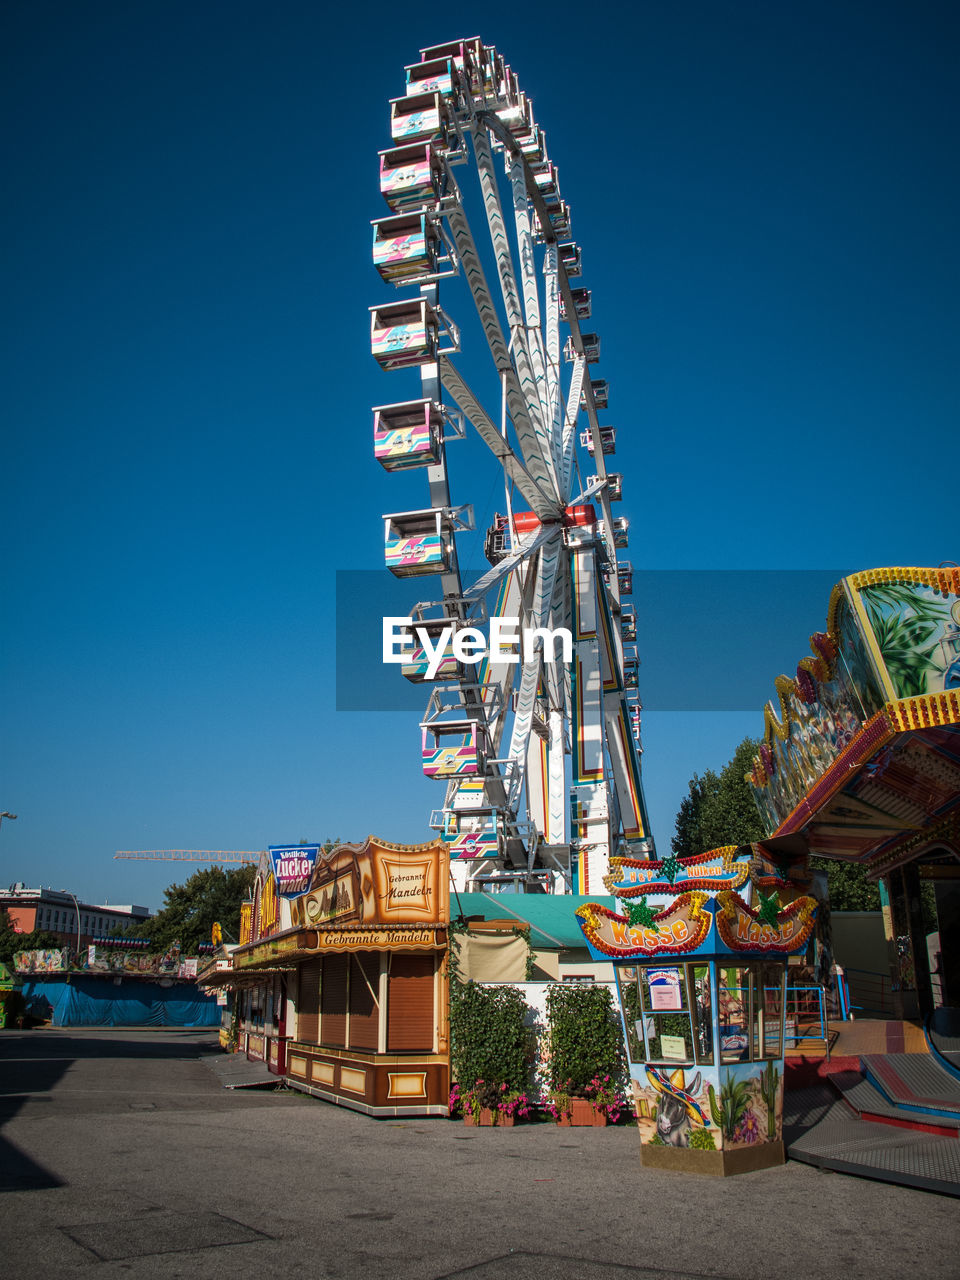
[369,38,654,893]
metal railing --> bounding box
[784,985,829,1051]
[843,966,896,1018]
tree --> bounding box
[128,864,257,953]
[671,737,766,856]
[671,740,883,912]
[810,858,881,911]
[0,907,60,967]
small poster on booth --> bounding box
[648,967,683,1011]
[660,1034,687,1061]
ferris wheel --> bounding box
[370,37,653,894]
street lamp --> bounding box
[0,811,16,830]
[66,892,82,955]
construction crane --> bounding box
[114,850,263,865]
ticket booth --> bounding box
[576,845,818,1175]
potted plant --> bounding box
[449,981,531,1123]
[545,985,628,1125]
[497,1085,532,1126]
[584,1073,628,1125]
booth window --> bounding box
[619,963,714,1067]
[387,954,434,1052]
[348,953,380,1051]
[718,966,750,1062]
[752,961,785,1060]
[719,962,785,1062]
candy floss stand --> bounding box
[576,845,818,1176]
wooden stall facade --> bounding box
[232,836,450,1116]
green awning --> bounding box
[451,892,618,949]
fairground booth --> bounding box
[229,836,451,1116]
[12,943,217,1028]
[577,845,818,1175]
[747,567,960,1027]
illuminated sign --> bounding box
[576,895,712,959]
[605,847,750,898]
[715,891,818,954]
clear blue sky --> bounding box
[2,1,955,911]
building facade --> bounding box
[1,884,150,947]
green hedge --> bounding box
[546,983,625,1094]
[450,981,529,1101]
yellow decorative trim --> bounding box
[288,1054,308,1078]
[751,567,960,789]
[885,692,960,732]
[849,566,960,597]
[311,1060,336,1085]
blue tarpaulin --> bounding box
[20,976,219,1027]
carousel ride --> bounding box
[370,38,652,893]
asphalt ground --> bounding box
[1,1029,958,1280]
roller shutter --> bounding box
[297,958,323,1044]
[387,954,435,1052]
[348,953,380,1051]
[320,953,348,1047]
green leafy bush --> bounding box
[545,983,625,1096]
[449,981,529,1099]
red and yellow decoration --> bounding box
[605,846,750,898]
[575,894,712,959]
[714,891,817,954]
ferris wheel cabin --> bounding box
[420,719,487,779]
[389,91,454,147]
[383,508,449,577]
[419,37,484,83]
[583,377,608,409]
[621,606,637,642]
[565,332,600,363]
[372,213,441,284]
[369,298,458,371]
[373,399,444,471]
[597,517,629,548]
[400,615,463,684]
[379,142,446,213]
[603,561,634,595]
[581,426,617,455]
[558,241,582,276]
[560,287,592,321]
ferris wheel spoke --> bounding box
[543,245,565,490]
[438,357,555,517]
[444,197,556,497]
[561,356,586,498]
[509,156,554,445]
[471,125,560,497]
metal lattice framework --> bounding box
[370,38,653,893]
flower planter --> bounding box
[463,1108,503,1126]
[555,1098,608,1127]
